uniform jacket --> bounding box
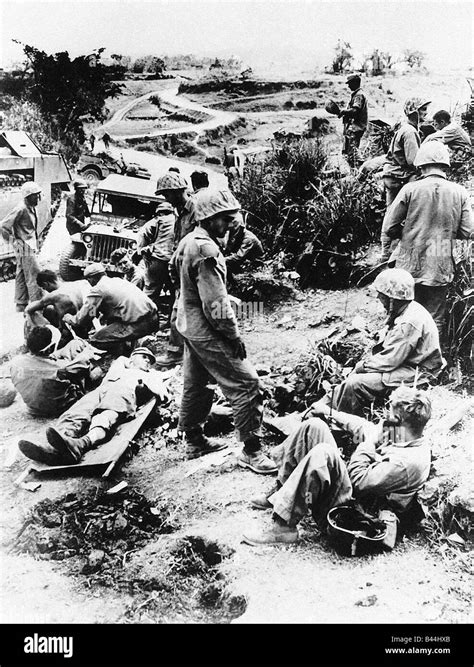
[0,202,39,251]
[170,226,240,341]
[225,225,264,271]
[73,276,156,327]
[382,174,473,284]
[361,301,443,385]
[383,121,421,181]
[343,88,368,135]
[65,193,90,236]
[424,122,471,151]
[95,356,166,416]
[174,196,197,245]
[138,211,176,261]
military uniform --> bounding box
[383,121,421,206]
[170,226,263,443]
[342,87,368,167]
[0,202,42,308]
[137,208,176,306]
[71,276,158,347]
[225,225,264,277]
[330,301,443,415]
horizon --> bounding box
[1,0,472,74]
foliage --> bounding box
[402,49,426,69]
[232,139,382,287]
[8,41,122,162]
[132,55,166,76]
[445,254,473,375]
[362,49,395,76]
[330,40,353,74]
[230,264,296,302]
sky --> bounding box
[1,0,472,74]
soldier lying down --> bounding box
[18,347,170,466]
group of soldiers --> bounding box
[2,88,473,548]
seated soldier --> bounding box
[224,213,264,278]
[25,269,90,334]
[242,386,432,545]
[63,263,159,352]
[18,347,168,466]
[329,268,443,416]
[110,248,146,289]
[10,325,102,417]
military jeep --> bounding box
[59,174,164,281]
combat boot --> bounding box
[18,440,65,466]
[185,428,228,460]
[46,427,93,465]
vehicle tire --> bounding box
[59,243,85,282]
[79,167,102,186]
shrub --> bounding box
[445,254,473,376]
[232,139,382,287]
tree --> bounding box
[12,41,121,158]
[330,41,353,74]
[403,49,426,69]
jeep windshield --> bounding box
[91,174,164,225]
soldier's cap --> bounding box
[21,181,42,198]
[83,262,106,278]
[131,347,156,363]
[346,74,361,84]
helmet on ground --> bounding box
[414,141,450,167]
[131,347,156,364]
[403,97,431,117]
[193,188,240,222]
[372,268,415,300]
[21,181,42,198]
[155,172,188,194]
[73,178,88,189]
[84,262,106,278]
[327,505,387,556]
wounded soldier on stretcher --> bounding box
[19,347,170,466]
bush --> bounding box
[232,139,382,287]
[446,254,473,376]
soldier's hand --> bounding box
[302,400,330,421]
[230,337,247,360]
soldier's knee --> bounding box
[305,440,338,467]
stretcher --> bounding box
[14,398,156,483]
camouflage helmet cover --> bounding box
[413,141,450,167]
[155,172,189,193]
[193,188,241,222]
[403,97,431,117]
[372,268,415,300]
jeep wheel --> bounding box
[59,243,85,282]
[80,167,102,186]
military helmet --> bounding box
[193,188,241,222]
[372,268,415,300]
[73,178,88,189]
[131,347,156,363]
[403,97,431,117]
[327,505,387,557]
[155,172,189,194]
[21,181,42,198]
[414,141,450,167]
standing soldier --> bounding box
[154,171,197,368]
[170,188,277,473]
[0,181,43,311]
[382,97,431,206]
[137,199,176,310]
[381,142,474,338]
[339,74,368,168]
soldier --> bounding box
[65,178,90,236]
[190,170,210,193]
[25,269,90,329]
[153,171,197,368]
[0,181,43,311]
[18,347,168,465]
[136,199,176,309]
[170,188,277,473]
[383,97,431,206]
[242,386,432,546]
[109,248,146,289]
[381,142,474,337]
[63,263,158,351]
[224,212,264,280]
[339,74,368,168]
[329,269,443,416]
